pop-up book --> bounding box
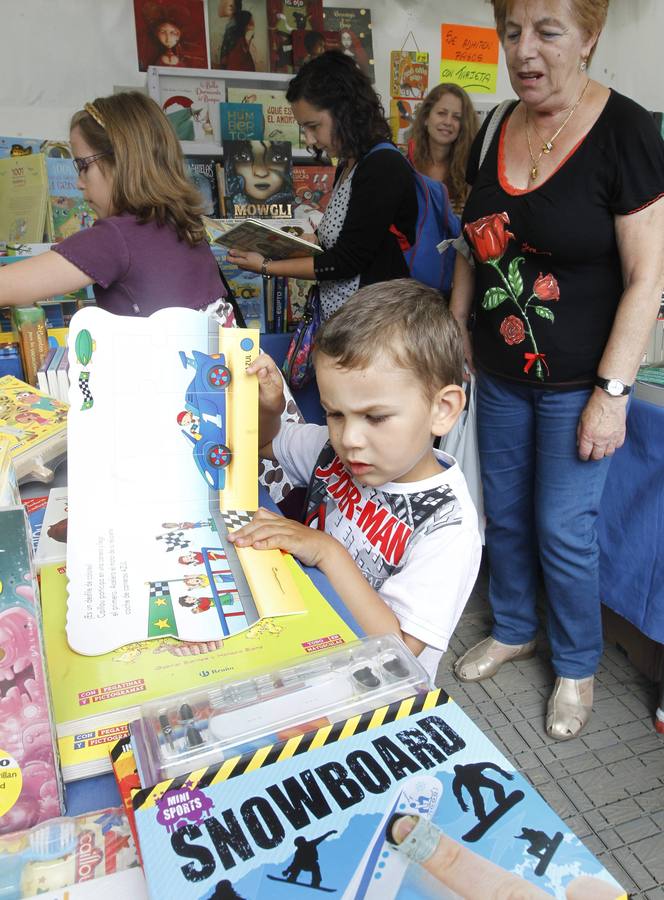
[0,506,64,834]
[66,308,306,656]
[133,689,626,900]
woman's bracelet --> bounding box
[261,257,272,278]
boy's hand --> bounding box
[247,352,286,417]
[227,508,332,569]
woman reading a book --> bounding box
[227,50,417,321]
[0,92,227,318]
[408,83,479,216]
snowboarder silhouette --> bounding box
[452,762,515,819]
[282,830,337,888]
[208,879,245,899]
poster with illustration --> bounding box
[208,0,269,72]
[66,308,305,655]
[133,0,208,71]
[323,6,374,81]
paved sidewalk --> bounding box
[436,563,664,899]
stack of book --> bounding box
[36,344,69,401]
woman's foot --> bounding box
[546,676,593,740]
[454,637,537,683]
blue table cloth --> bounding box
[598,397,664,642]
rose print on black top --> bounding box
[464,212,559,381]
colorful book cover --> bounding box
[390,50,429,100]
[11,305,50,387]
[183,156,221,218]
[292,164,335,229]
[215,251,266,332]
[0,375,68,482]
[0,805,144,898]
[266,0,324,73]
[0,153,49,243]
[208,0,269,72]
[222,139,294,218]
[41,562,356,778]
[389,98,424,151]
[291,28,340,70]
[64,308,330,656]
[21,494,48,553]
[0,507,63,834]
[227,87,302,146]
[34,485,68,570]
[160,76,224,144]
[46,157,96,240]
[133,0,208,71]
[219,102,265,142]
[133,689,626,900]
[0,136,44,159]
[323,6,374,81]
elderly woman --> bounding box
[451,0,664,739]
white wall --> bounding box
[0,0,662,140]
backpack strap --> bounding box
[479,98,516,169]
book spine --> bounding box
[11,306,50,386]
[273,276,287,334]
[36,346,56,393]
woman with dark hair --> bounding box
[409,83,479,215]
[227,50,417,320]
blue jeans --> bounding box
[476,372,613,678]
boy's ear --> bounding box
[430,383,466,438]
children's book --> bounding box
[222,139,294,218]
[46,156,96,240]
[227,87,302,146]
[133,0,208,71]
[323,6,375,81]
[133,688,626,900]
[291,28,340,70]
[0,136,44,159]
[34,485,68,570]
[183,155,221,218]
[214,252,266,332]
[206,216,321,259]
[390,98,424,151]
[46,345,64,401]
[21,493,49,553]
[0,375,68,484]
[0,438,20,508]
[0,153,49,243]
[36,346,56,395]
[158,74,224,144]
[56,345,70,402]
[64,308,322,656]
[208,0,269,73]
[0,507,64,834]
[266,0,324,73]
[292,164,335,230]
[390,50,429,100]
[219,102,265,142]
[0,805,147,899]
[41,562,356,780]
[11,305,50,387]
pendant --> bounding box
[542,142,552,153]
[530,166,538,181]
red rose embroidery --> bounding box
[500,315,526,345]
[464,212,515,263]
[533,272,560,301]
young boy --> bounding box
[229,280,482,675]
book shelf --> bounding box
[147,66,312,161]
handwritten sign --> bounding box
[441,23,499,93]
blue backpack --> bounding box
[366,142,461,295]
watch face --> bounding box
[607,379,624,396]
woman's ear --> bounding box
[430,383,466,438]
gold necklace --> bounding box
[525,79,591,182]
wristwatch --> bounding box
[594,376,632,397]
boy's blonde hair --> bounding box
[314,279,464,396]
[70,91,206,245]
